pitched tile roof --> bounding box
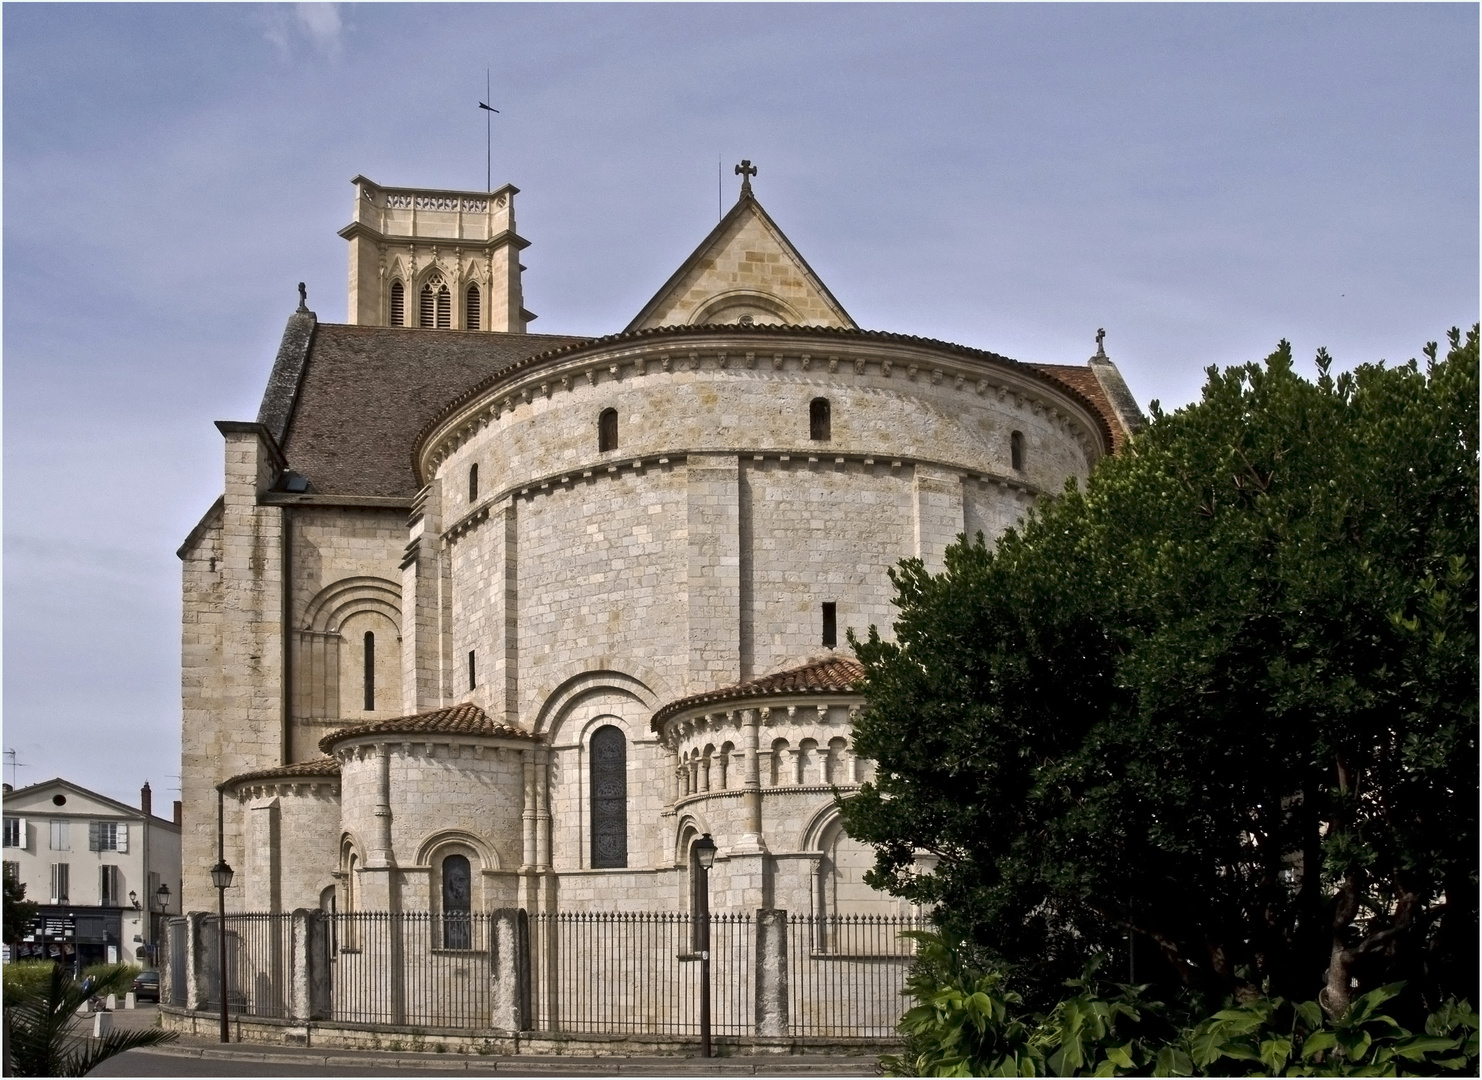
[319,702,538,753]
[220,757,341,790]
[1031,363,1133,451]
[652,656,865,729]
[268,322,587,499]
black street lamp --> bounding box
[210,860,233,1042]
[693,833,717,1059]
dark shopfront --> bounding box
[15,906,123,973]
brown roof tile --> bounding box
[220,757,341,789]
[319,702,538,753]
[277,323,588,498]
[652,657,865,729]
[1030,363,1130,451]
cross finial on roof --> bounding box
[297,282,309,313]
[1095,327,1107,357]
[735,159,758,197]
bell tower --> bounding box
[338,175,536,332]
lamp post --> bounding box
[212,786,233,1043]
[210,860,233,1041]
[153,883,170,970]
[693,833,717,1059]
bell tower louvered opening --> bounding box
[465,284,481,330]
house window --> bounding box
[590,726,628,869]
[363,632,375,712]
[810,397,831,441]
[49,821,69,851]
[469,463,479,503]
[465,284,481,330]
[420,281,452,329]
[100,864,120,906]
[50,863,69,904]
[89,822,126,852]
[1010,431,1024,471]
[441,854,471,949]
[390,281,405,327]
[3,818,20,847]
[2,861,18,883]
[598,409,618,453]
[822,602,838,648]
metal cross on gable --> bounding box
[735,159,758,196]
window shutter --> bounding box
[88,821,100,851]
[17,819,24,847]
[116,824,128,853]
[100,865,109,905]
[50,863,59,902]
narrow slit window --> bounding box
[1010,431,1025,471]
[389,281,405,327]
[465,284,481,330]
[363,631,375,711]
[822,602,838,648]
[469,463,479,503]
[598,408,618,452]
[468,650,477,691]
[441,854,471,949]
[810,397,831,441]
[590,726,628,868]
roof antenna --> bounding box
[717,155,722,222]
[479,69,500,193]
[4,748,27,789]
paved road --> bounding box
[81,1009,881,1077]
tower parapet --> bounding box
[338,175,535,332]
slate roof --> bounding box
[652,656,865,729]
[319,703,538,753]
[220,757,341,789]
[264,321,587,499]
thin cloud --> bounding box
[263,3,344,62]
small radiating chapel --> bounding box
[179,166,1143,921]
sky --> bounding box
[3,3,1477,808]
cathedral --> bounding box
[178,166,1143,925]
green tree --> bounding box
[840,329,1478,1016]
[3,876,39,945]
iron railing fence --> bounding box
[527,911,754,1036]
[330,911,499,1029]
[200,913,292,1019]
[788,913,926,1037]
[164,917,187,1007]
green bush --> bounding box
[884,931,1478,1077]
[2,961,58,1001]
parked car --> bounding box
[131,970,160,1003]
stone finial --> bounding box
[735,159,758,197]
[1095,327,1107,358]
[297,282,309,313]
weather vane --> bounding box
[479,69,500,193]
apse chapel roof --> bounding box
[318,703,539,753]
[652,656,866,729]
[220,757,341,790]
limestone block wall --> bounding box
[333,737,528,913]
[230,782,340,913]
[286,507,407,762]
[180,426,285,912]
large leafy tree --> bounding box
[841,329,1478,1017]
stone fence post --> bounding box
[184,912,210,1011]
[290,909,331,1021]
[490,908,530,1032]
[755,909,788,1036]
